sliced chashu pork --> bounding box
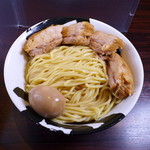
[23,25,63,57]
[107,53,134,99]
[89,31,124,55]
[62,22,94,45]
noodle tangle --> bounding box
[25,46,121,123]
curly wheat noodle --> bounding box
[25,46,121,123]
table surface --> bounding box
[0,0,150,149]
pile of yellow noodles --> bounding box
[25,46,121,123]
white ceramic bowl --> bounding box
[4,17,144,135]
